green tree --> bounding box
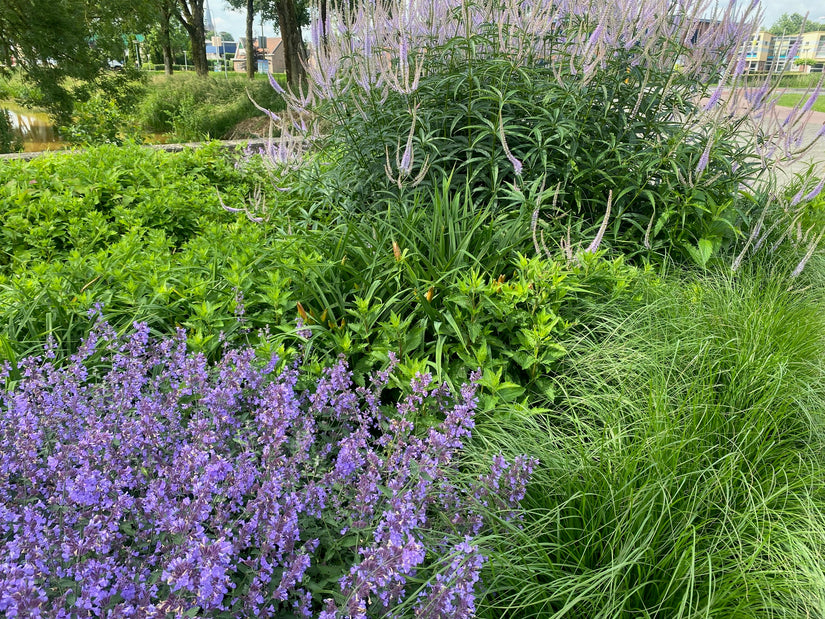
[270,0,308,88]
[176,0,209,76]
[0,0,151,122]
[146,2,190,73]
[226,0,260,79]
[226,0,309,85]
[206,31,235,41]
[767,13,825,35]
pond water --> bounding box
[1,101,66,152]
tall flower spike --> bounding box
[498,111,522,176]
[696,137,713,177]
[385,105,429,188]
[586,190,612,253]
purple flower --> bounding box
[696,138,713,176]
[0,321,535,616]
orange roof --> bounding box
[236,37,282,58]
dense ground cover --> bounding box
[4,0,825,616]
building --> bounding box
[232,37,286,74]
[744,31,825,73]
[206,38,237,62]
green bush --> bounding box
[267,0,773,265]
[263,177,646,414]
[0,72,25,100]
[59,94,143,145]
[0,144,297,362]
[137,73,286,139]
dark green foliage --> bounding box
[0,0,155,124]
[319,27,759,264]
[0,107,22,153]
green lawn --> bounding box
[775,92,825,112]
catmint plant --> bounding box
[0,318,535,617]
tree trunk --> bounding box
[276,0,306,89]
[245,0,255,79]
[160,1,174,75]
[320,0,327,46]
[176,0,209,77]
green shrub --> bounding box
[137,73,286,139]
[264,178,645,414]
[59,94,143,145]
[262,0,780,265]
[0,71,29,100]
[0,144,296,362]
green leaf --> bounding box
[685,238,715,268]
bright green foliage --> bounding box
[59,94,144,146]
[0,144,294,361]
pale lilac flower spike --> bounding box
[268,72,286,95]
[499,112,522,176]
[696,138,713,176]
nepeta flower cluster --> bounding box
[0,318,534,618]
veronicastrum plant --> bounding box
[0,316,535,617]
[258,0,825,262]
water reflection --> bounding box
[1,102,65,152]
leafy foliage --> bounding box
[0,144,291,361]
[0,107,22,153]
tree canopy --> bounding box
[767,13,825,35]
[0,0,153,120]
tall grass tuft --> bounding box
[472,263,825,617]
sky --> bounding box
[208,2,281,40]
[206,0,825,41]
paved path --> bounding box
[771,106,825,182]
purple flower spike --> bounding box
[696,138,713,176]
[703,85,722,111]
[268,73,286,95]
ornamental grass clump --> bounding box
[257,0,825,262]
[472,264,825,617]
[0,316,535,617]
